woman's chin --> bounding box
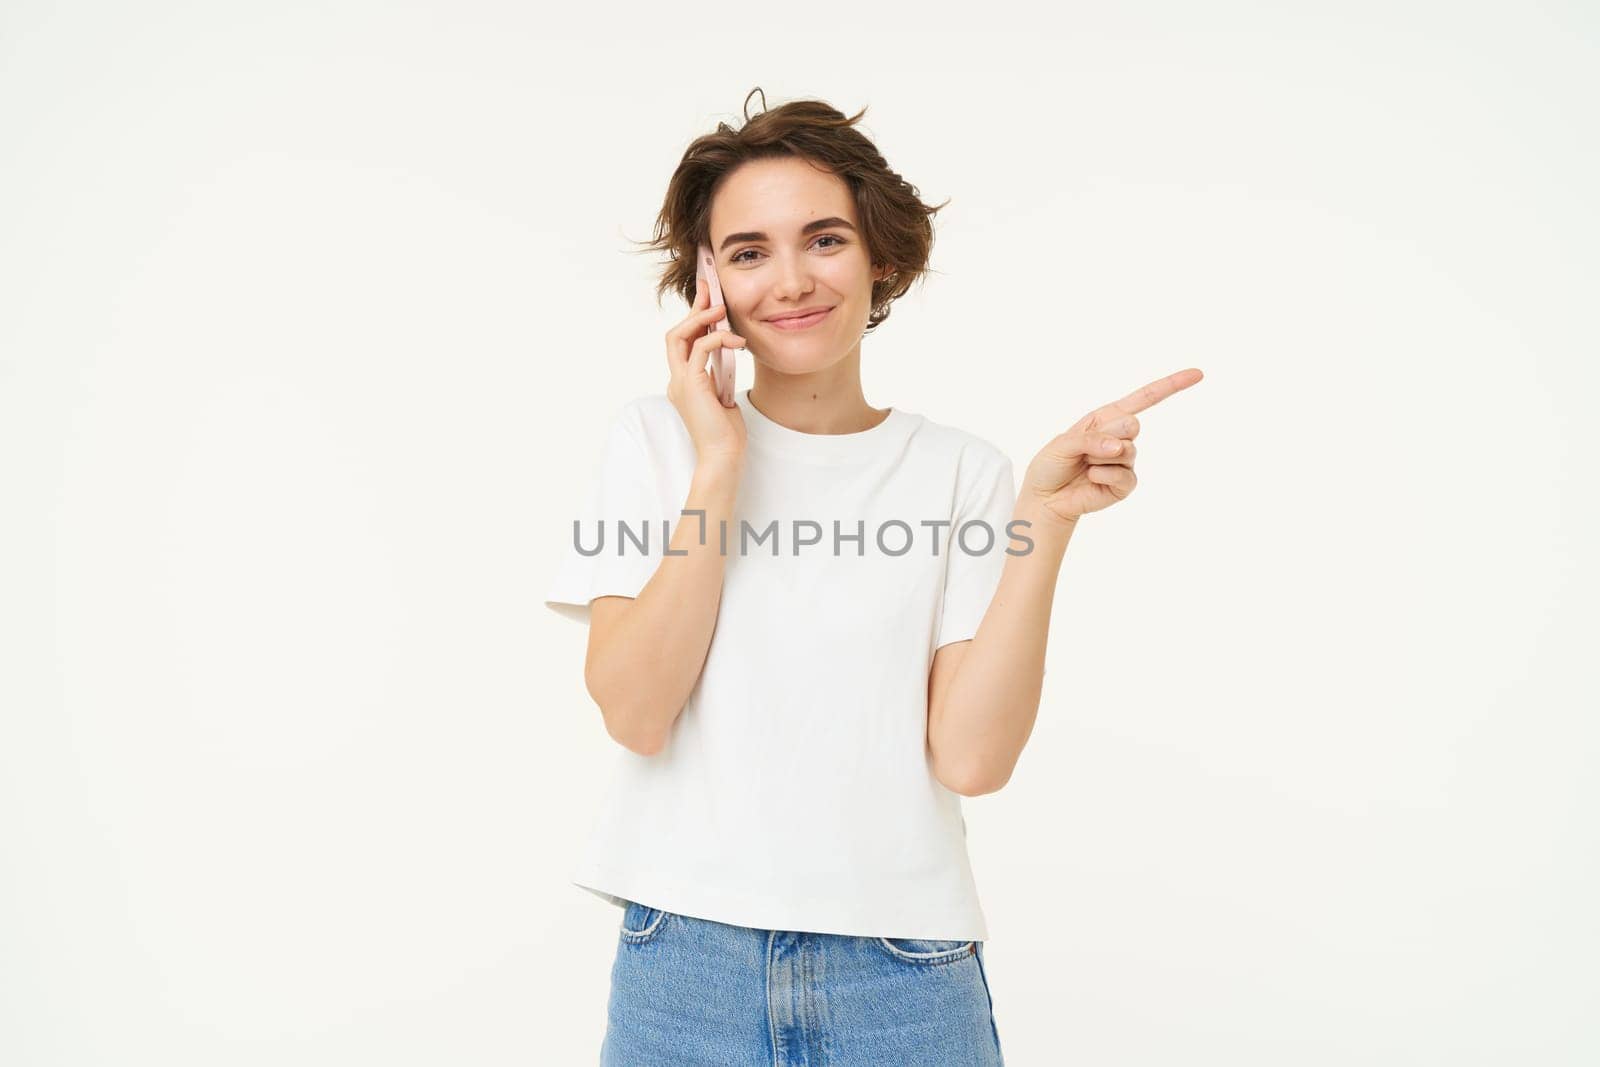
[754,348,850,377]
[769,362,835,379]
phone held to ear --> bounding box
[696,242,737,408]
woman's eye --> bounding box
[730,235,847,264]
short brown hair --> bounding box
[632,87,949,334]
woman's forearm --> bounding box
[930,500,1075,792]
[585,456,743,754]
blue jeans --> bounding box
[600,899,1005,1065]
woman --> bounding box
[545,88,1201,1065]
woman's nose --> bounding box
[770,254,813,301]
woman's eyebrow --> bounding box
[718,217,857,253]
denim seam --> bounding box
[874,937,977,965]
[766,930,779,1067]
[619,904,669,942]
[974,941,1004,1061]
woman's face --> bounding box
[706,157,889,376]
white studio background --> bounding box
[2,2,1595,1064]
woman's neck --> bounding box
[746,353,889,435]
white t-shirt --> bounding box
[544,386,1018,941]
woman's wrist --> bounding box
[692,452,745,487]
[1013,495,1078,547]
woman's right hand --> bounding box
[665,272,748,465]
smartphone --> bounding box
[696,242,737,408]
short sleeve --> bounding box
[543,405,668,625]
[935,450,1017,650]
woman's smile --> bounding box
[763,306,834,331]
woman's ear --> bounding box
[873,263,896,283]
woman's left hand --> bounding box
[1022,368,1204,527]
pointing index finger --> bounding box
[1107,367,1204,416]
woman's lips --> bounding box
[765,307,833,331]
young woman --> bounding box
[545,88,1202,1065]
